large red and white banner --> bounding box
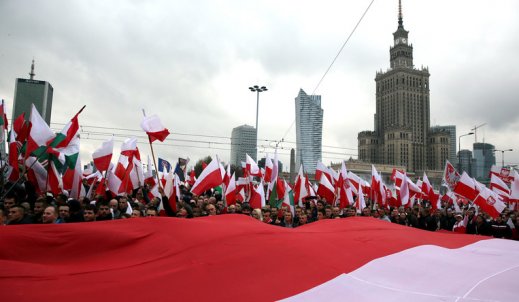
[1,216,517,301]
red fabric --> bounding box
[0,216,485,302]
[147,129,170,143]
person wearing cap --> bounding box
[452,213,467,234]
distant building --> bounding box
[427,127,451,171]
[295,89,323,174]
[12,60,53,124]
[430,125,456,164]
[230,124,257,167]
[357,2,452,172]
[472,142,495,180]
[458,149,473,176]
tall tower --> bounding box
[359,0,431,172]
[230,124,257,168]
[295,89,323,174]
[12,60,54,124]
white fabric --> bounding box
[282,239,519,302]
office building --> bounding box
[295,89,323,174]
[472,142,495,180]
[230,124,257,168]
[12,60,53,124]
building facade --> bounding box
[295,89,323,174]
[230,124,257,168]
[430,125,456,164]
[458,149,473,175]
[472,142,495,181]
[12,60,53,125]
[357,3,449,172]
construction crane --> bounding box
[471,123,487,143]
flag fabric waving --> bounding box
[4,216,516,301]
[190,156,225,196]
[92,137,114,172]
[140,114,170,142]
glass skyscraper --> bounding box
[295,89,323,174]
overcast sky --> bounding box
[1,0,518,171]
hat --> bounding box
[455,213,463,218]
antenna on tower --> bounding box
[29,59,35,80]
[398,0,403,28]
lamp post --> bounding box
[458,132,474,172]
[493,149,513,167]
[249,85,267,159]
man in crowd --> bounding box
[57,204,71,223]
[42,206,58,224]
[7,205,32,225]
[83,204,97,222]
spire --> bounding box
[398,0,403,29]
[29,59,35,80]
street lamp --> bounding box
[249,85,267,160]
[458,132,474,172]
[493,149,513,167]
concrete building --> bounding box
[430,125,456,164]
[12,60,53,124]
[357,2,449,172]
[230,124,257,168]
[295,89,323,174]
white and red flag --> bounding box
[225,172,237,206]
[140,114,170,143]
[474,186,507,219]
[490,173,510,201]
[453,171,478,201]
[263,153,274,183]
[25,104,55,158]
[293,165,308,205]
[2,216,519,301]
[190,156,225,196]
[490,165,514,184]
[442,160,460,191]
[245,154,262,177]
[510,170,519,202]
[317,173,335,204]
[92,137,114,172]
[249,181,266,210]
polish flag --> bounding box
[249,181,266,210]
[453,171,478,201]
[140,114,170,143]
[490,173,510,201]
[356,182,366,212]
[490,165,514,184]
[163,170,180,213]
[336,161,354,208]
[293,165,308,204]
[245,154,262,177]
[474,186,507,219]
[190,156,225,196]
[508,170,519,202]
[2,216,519,301]
[143,156,157,188]
[263,154,274,183]
[399,174,410,207]
[7,130,20,182]
[317,173,335,204]
[423,173,441,210]
[315,161,332,183]
[225,172,237,206]
[92,137,114,172]
[222,164,231,188]
[442,160,460,191]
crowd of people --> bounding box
[1,180,518,241]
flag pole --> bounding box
[142,109,162,189]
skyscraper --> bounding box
[472,142,495,180]
[295,89,323,174]
[358,1,449,172]
[230,124,257,168]
[12,60,53,124]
